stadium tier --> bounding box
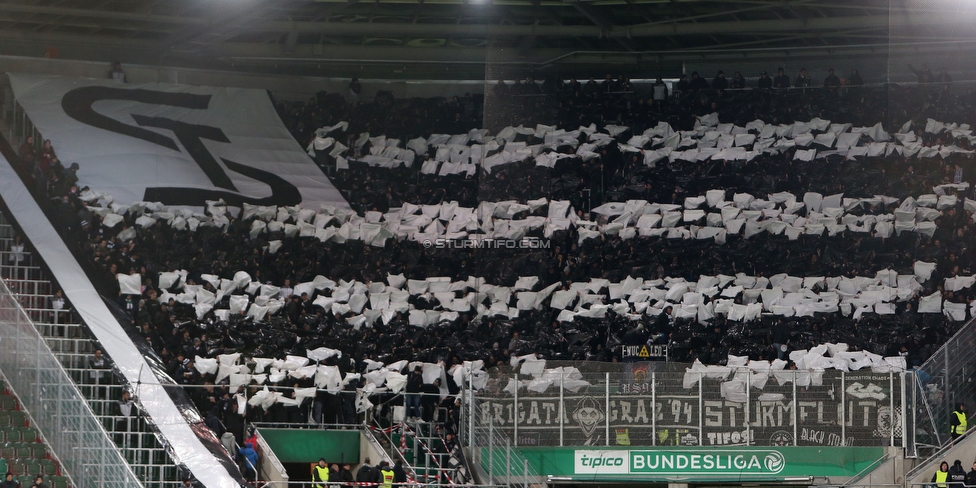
[2,51,976,488]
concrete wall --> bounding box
[0,54,486,102]
[856,447,908,487]
[360,429,394,469]
[908,434,976,488]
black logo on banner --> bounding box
[61,86,301,207]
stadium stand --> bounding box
[0,377,70,488]
[3,67,976,486]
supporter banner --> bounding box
[508,446,885,481]
[477,371,902,448]
[8,73,347,208]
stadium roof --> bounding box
[0,0,973,79]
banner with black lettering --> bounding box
[8,73,348,208]
[476,370,902,448]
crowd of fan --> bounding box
[10,71,976,448]
[307,70,973,215]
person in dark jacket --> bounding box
[757,71,773,89]
[824,68,842,89]
[793,68,812,88]
[711,71,728,91]
[421,378,441,422]
[393,460,407,488]
[730,71,746,89]
[773,68,791,89]
[950,460,967,488]
[357,458,377,483]
[964,461,976,487]
[405,366,424,420]
[0,474,15,488]
[338,463,355,488]
[688,72,708,91]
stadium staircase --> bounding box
[0,215,179,487]
[897,314,976,488]
[369,416,462,486]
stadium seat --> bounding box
[7,412,25,426]
[0,443,14,459]
[51,475,68,488]
[19,428,36,443]
[1,426,19,442]
[25,460,40,476]
[39,458,55,475]
[0,396,16,411]
[15,446,30,459]
[30,444,46,460]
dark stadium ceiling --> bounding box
[0,0,974,79]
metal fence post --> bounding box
[911,371,917,456]
[699,372,703,446]
[514,372,519,447]
[945,346,950,425]
[524,458,528,488]
[890,371,895,447]
[605,372,610,447]
[841,371,846,446]
[793,370,798,446]
[651,371,656,446]
[745,370,751,446]
[468,369,474,452]
[902,371,908,450]
[559,370,564,447]
[506,438,511,487]
[488,413,494,484]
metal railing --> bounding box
[904,429,976,481]
[0,277,142,487]
[911,314,976,450]
[0,218,178,486]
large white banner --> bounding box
[8,73,347,209]
[0,153,242,488]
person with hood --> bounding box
[238,443,259,481]
[950,460,967,488]
[934,461,950,488]
[951,403,967,440]
[393,460,407,488]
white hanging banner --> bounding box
[8,73,348,209]
[0,153,242,488]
